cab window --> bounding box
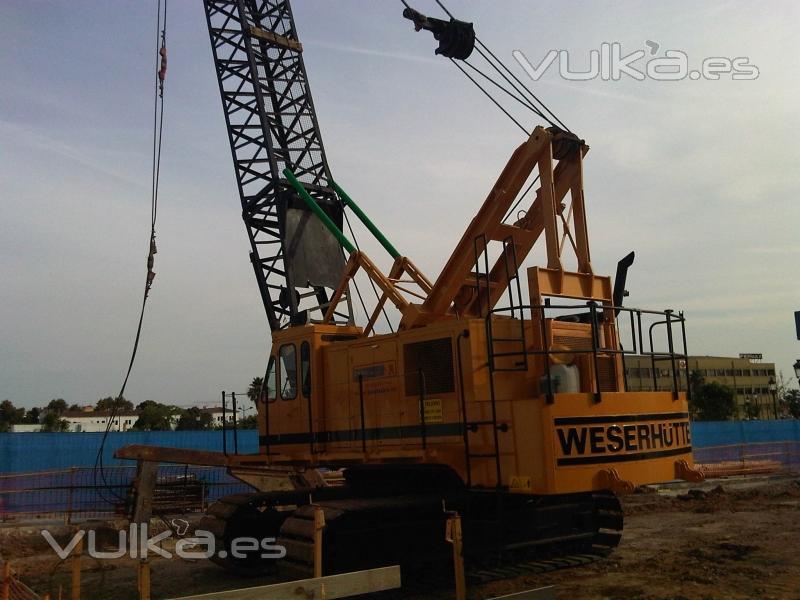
[264,356,277,403]
[279,344,297,400]
[300,341,311,398]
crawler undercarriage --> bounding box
[199,464,622,577]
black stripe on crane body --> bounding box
[259,422,465,446]
[203,0,351,331]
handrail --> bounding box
[485,302,690,400]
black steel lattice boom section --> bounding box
[203,0,352,331]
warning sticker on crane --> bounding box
[510,475,533,493]
[423,398,443,424]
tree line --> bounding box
[0,379,263,432]
[689,370,800,421]
[9,374,794,429]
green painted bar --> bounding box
[283,168,356,254]
[332,180,400,259]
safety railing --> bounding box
[220,390,259,456]
[487,301,690,403]
[0,466,250,523]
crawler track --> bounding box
[199,489,622,585]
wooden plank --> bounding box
[71,537,83,600]
[138,558,151,600]
[132,460,158,525]
[313,506,324,578]
[165,566,401,600]
[248,26,303,52]
[3,561,11,600]
[489,586,556,600]
[446,514,466,600]
[115,445,231,466]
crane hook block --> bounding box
[402,7,475,60]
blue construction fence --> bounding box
[690,420,800,448]
[0,422,798,519]
[0,431,258,519]
[0,464,252,520]
[1,421,799,475]
[0,429,258,474]
[691,420,800,470]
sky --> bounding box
[1,1,798,410]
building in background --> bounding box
[10,424,43,433]
[200,407,237,427]
[624,355,777,419]
[5,404,241,433]
[62,409,141,432]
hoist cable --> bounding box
[400,0,531,132]
[432,0,571,132]
[94,0,168,503]
[449,58,530,135]
[473,38,570,132]
[462,58,547,120]
[470,44,556,128]
[503,174,540,224]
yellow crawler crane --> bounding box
[119,126,703,576]
[118,0,703,580]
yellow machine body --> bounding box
[259,263,696,496]
[117,123,702,577]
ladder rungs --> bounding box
[469,453,499,458]
[491,337,526,342]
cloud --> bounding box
[0,119,146,189]
[3,0,799,408]
[742,246,800,255]
[303,40,444,66]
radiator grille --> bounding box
[404,338,455,396]
[598,356,618,392]
[552,334,593,351]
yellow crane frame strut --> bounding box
[289,126,597,334]
[400,126,593,329]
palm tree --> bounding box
[247,377,264,404]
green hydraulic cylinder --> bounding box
[283,168,356,254]
[331,180,400,260]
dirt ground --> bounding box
[2,475,799,600]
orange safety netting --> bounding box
[697,460,782,478]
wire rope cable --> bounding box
[93,0,168,503]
